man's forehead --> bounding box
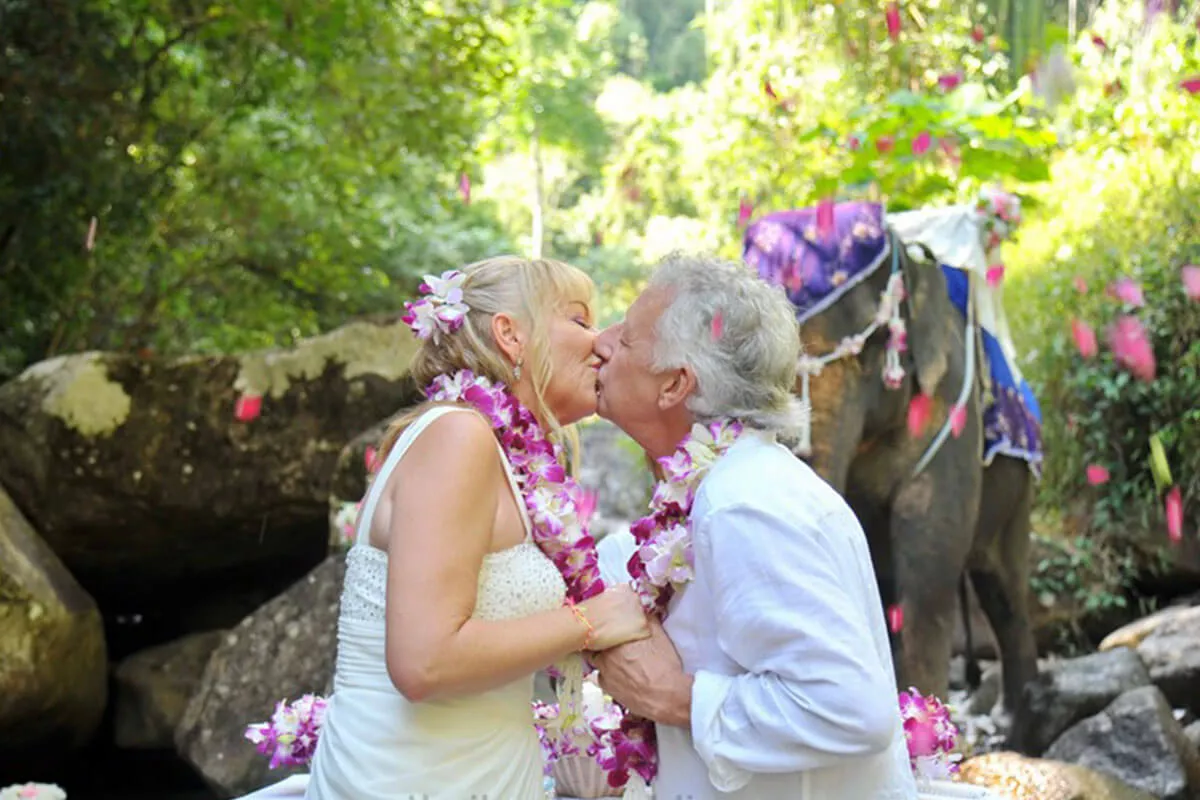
[626,287,667,335]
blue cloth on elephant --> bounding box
[743,202,891,323]
[940,266,1044,478]
[743,201,1044,479]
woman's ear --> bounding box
[490,312,523,364]
[657,366,696,412]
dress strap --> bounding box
[353,405,534,549]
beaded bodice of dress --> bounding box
[338,405,566,628]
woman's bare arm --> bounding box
[382,411,589,702]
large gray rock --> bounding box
[1044,685,1200,800]
[1135,605,1200,717]
[0,485,107,757]
[0,319,422,611]
[1185,720,1200,752]
[958,751,1158,800]
[176,556,343,797]
[1100,604,1198,653]
[1020,648,1152,756]
[114,630,224,749]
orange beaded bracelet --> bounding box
[565,599,595,650]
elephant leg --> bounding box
[972,459,1040,753]
[890,471,976,701]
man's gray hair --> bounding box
[647,252,807,436]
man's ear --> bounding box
[657,366,696,412]
[490,312,522,364]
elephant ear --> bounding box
[899,240,953,398]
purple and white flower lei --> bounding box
[244,694,328,769]
[898,687,962,782]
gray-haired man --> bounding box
[590,253,918,800]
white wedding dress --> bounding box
[240,406,566,800]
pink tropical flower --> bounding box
[885,2,901,40]
[971,25,985,43]
[1071,319,1098,358]
[937,72,963,91]
[1107,315,1156,382]
[1108,278,1144,307]
[1086,464,1110,486]
[235,393,263,422]
[1181,265,1200,300]
[1166,486,1183,543]
[907,393,933,437]
[1180,77,1200,94]
[911,131,932,155]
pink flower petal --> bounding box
[937,72,963,91]
[710,310,724,340]
[577,489,598,527]
[1180,77,1200,94]
[1073,275,1088,294]
[1181,265,1200,300]
[816,197,835,237]
[986,265,1005,287]
[1108,278,1144,307]
[458,173,470,204]
[1071,318,1098,359]
[911,130,932,155]
[949,404,967,438]
[907,393,933,437]
[1107,315,1156,382]
[887,603,904,633]
[235,393,263,422]
[737,197,754,228]
[1091,34,1108,51]
[971,25,985,43]
[1086,464,1110,486]
[885,2,901,40]
[1166,486,1183,543]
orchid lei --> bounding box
[0,785,67,800]
[898,688,962,782]
[244,694,328,769]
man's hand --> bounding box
[593,619,693,728]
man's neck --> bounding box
[642,415,694,462]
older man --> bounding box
[591,253,918,800]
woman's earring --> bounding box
[514,357,523,381]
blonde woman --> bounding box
[246,257,650,800]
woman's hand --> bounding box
[582,584,651,651]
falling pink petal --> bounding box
[1073,275,1088,294]
[710,310,724,340]
[887,603,904,633]
[1108,278,1144,307]
[85,216,98,252]
[1086,464,1110,486]
[971,25,985,43]
[949,404,967,438]
[1181,265,1200,300]
[1091,34,1108,51]
[986,265,1005,287]
[577,489,598,527]
[1165,486,1183,543]
[937,72,963,91]
[1180,77,1200,94]
[1070,318,1098,358]
[458,172,471,204]
[885,2,901,40]
[235,393,263,423]
[876,135,895,154]
[737,197,754,228]
[911,131,932,156]
[364,446,378,472]
[764,80,779,102]
[1107,315,1156,382]
[907,393,933,437]
[816,197,835,237]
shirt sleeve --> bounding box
[688,501,900,792]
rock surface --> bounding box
[0,485,107,756]
[176,556,343,797]
[1019,648,1151,755]
[1044,685,1200,800]
[957,752,1158,800]
[0,319,422,611]
[1134,605,1200,717]
[114,630,224,749]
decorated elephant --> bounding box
[743,198,1042,751]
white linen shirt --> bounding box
[605,430,918,800]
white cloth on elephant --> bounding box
[652,430,918,800]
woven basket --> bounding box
[552,754,623,798]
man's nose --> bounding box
[593,326,615,361]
